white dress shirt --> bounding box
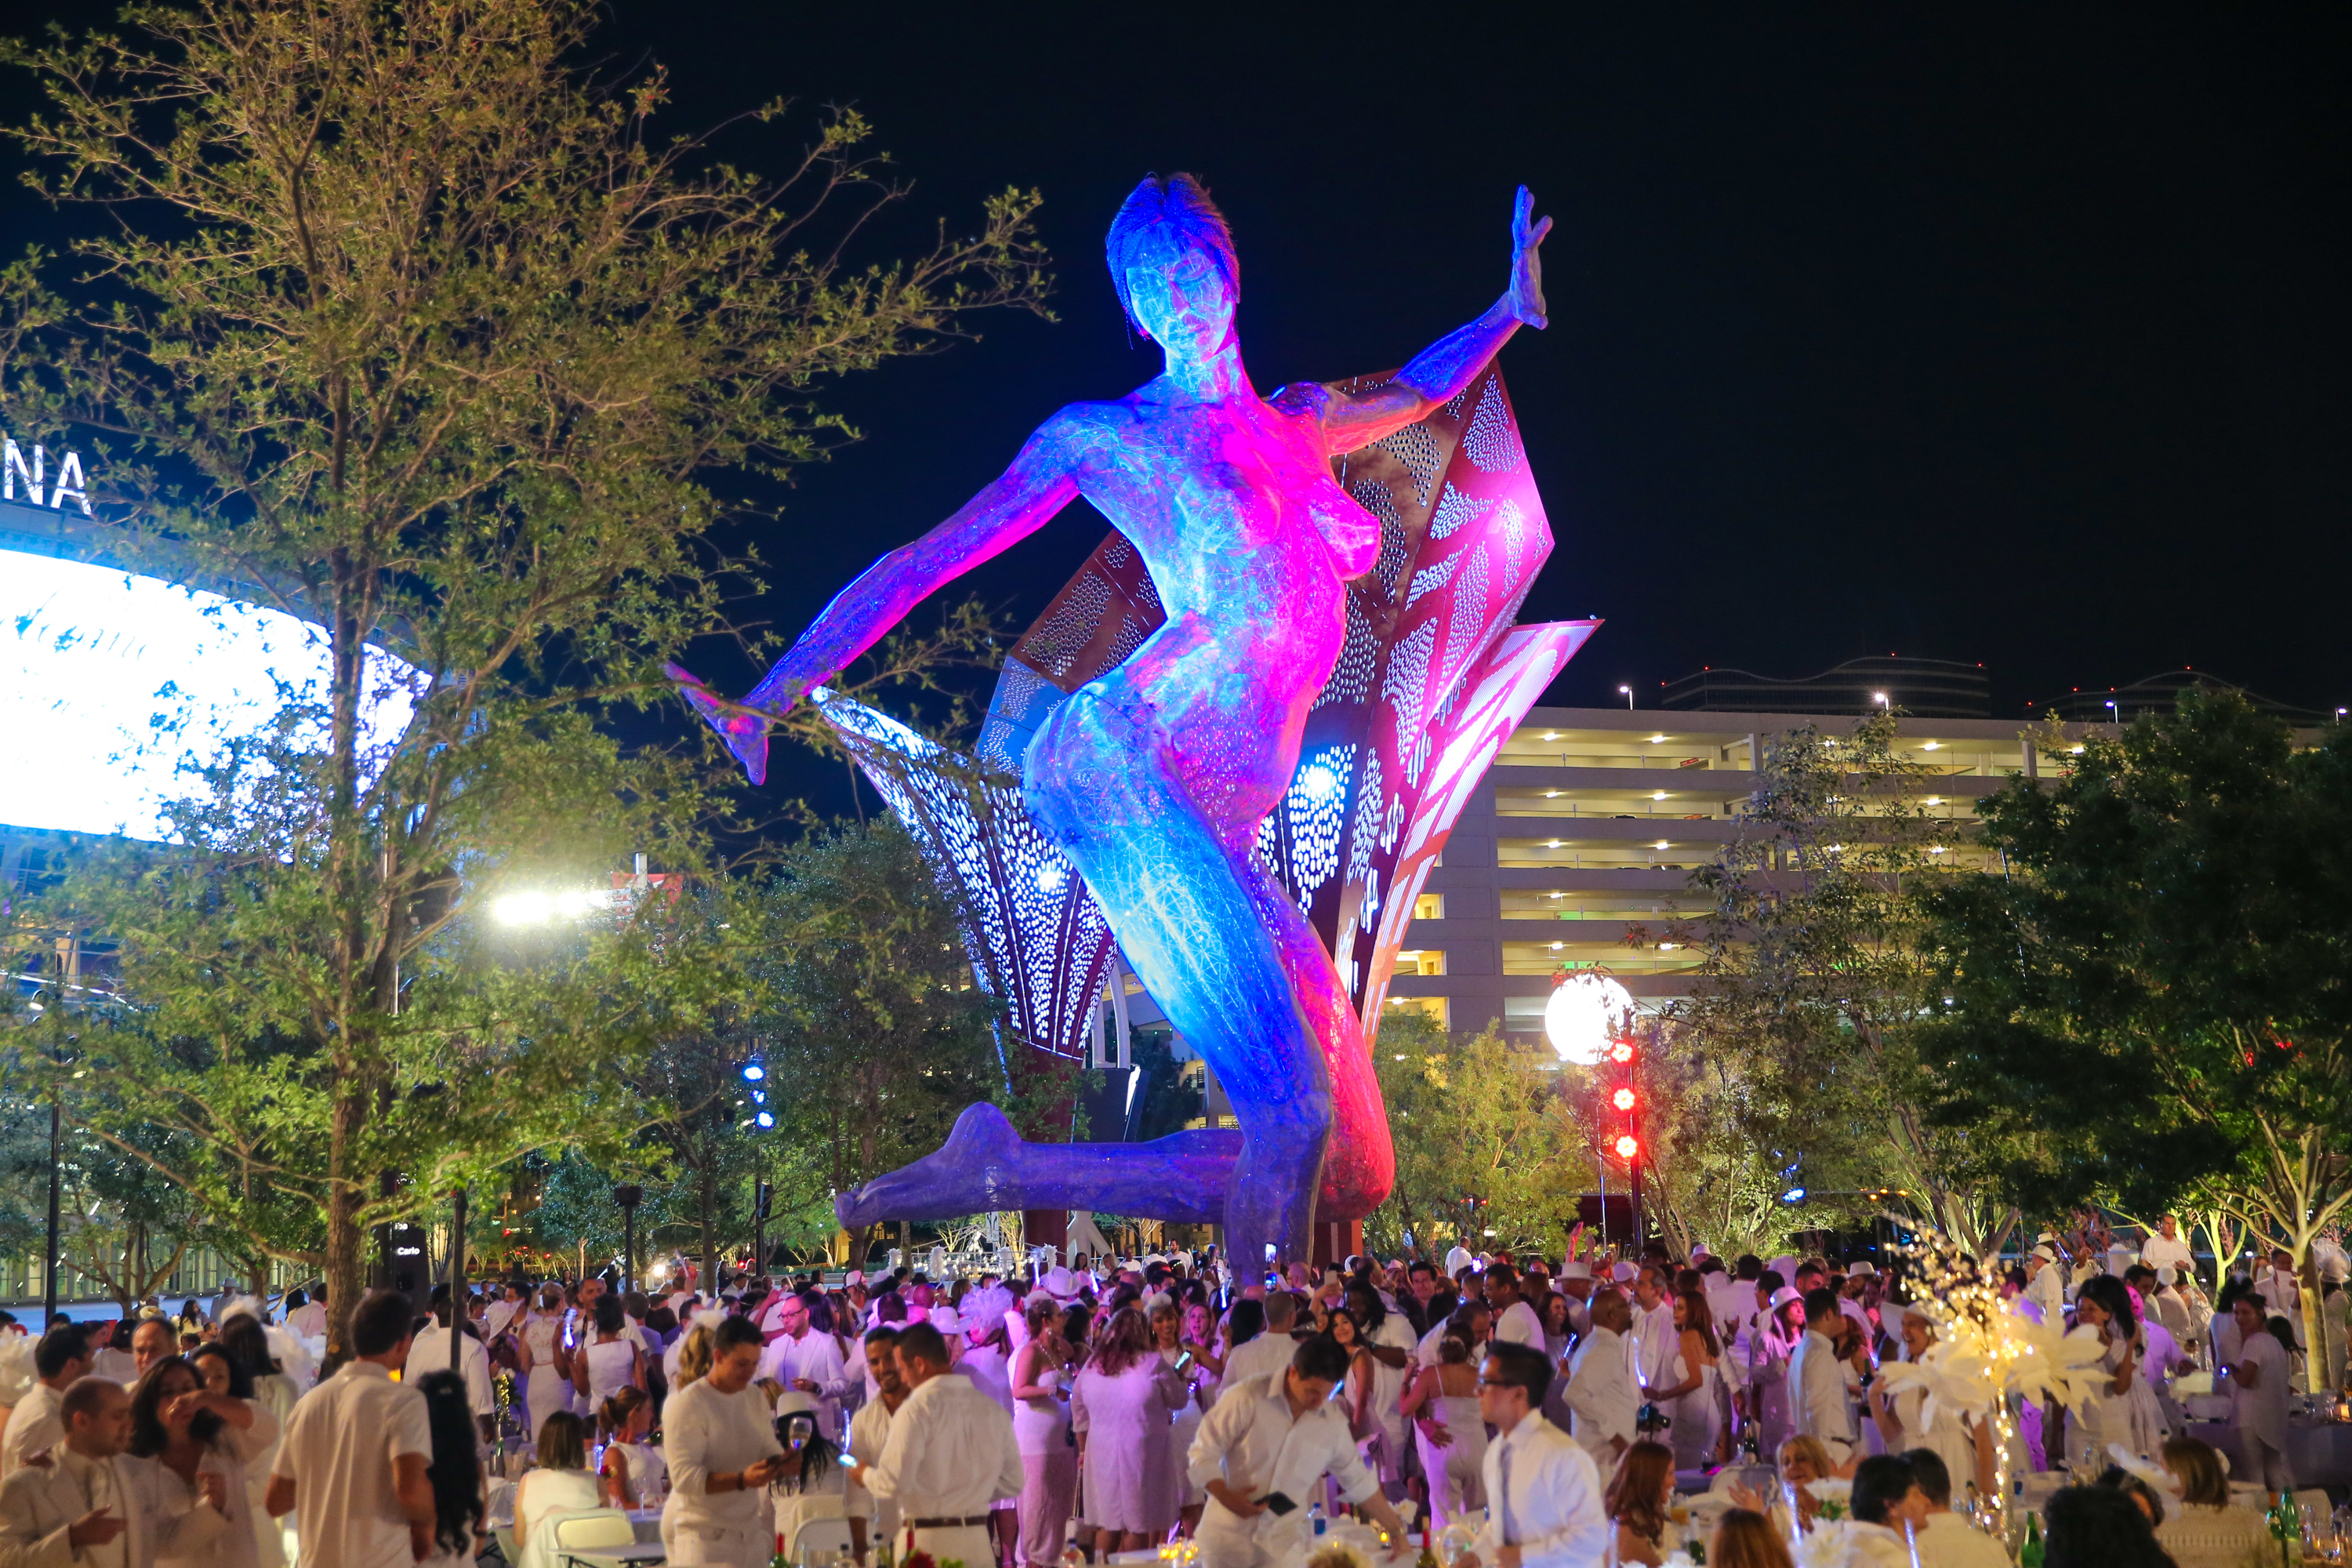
[1563,1327,1636,1472]
[2026,1266,2065,1323]
[1628,1302,1677,1394]
[846,1396,900,1544]
[1189,1374,1376,1568]
[402,1323,495,1417]
[1214,1333,1295,1404]
[2141,1233,2194,1275]
[863,1371,1022,1523]
[661,1377,786,1535]
[1917,1511,2013,1568]
[759,1330,853,1440]
[2230,1328,2289,1448]
[0,1442,230,1568]
[268,1361,433,1568]
[0,1385,64,1482]
[1491,1301,1544,1351]
[1788,1328,1857,1460]
[59,1448,129,1568]
[1468,1409,1607,1568]
[284,1304,326,1341]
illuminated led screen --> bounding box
[2,545,417,841]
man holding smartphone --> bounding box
[1189,1337,1411,1568]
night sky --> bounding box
[5,4,2346,818]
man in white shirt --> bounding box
[760,1290,854,1441]
[125,1322,174,1391]
[2221,1295,2293,1490]
[1788,1289,1859,1465]
[866,1322,1022,1568]
[1457,1341,1607,1568]
[1564,1289,1637,1477]
[663,1315,789,1567]
[1218,1294,1301,1403]
[2024,1246,2065,1323]
[266,1289,438,1568]
[1484,1265,1544,1351]
[847,1327,911,1563]
[0,1375,230,1568]
[1555,1261,1595,1340]
[2254,1250,2304,1348]
[483,1282,526,1341]
[2,1329,91,1480]
[2140,1218,2193,1279]
[1904,1448,2013,1568]
[1626,1265,1677,1400]
[1188,1335,1410,1568]
[403,1286,496,1440]
[1444,1243,1475,1279]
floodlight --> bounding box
[1542,972,1635,1067]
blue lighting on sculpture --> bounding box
[676,176,1578,1266]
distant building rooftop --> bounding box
[2039,670,2332,726]
[1660,656,1990,718]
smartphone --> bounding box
[1175,1351,1194,1371]
[840,1452,862,1471]
[1260,1494,1297,1516]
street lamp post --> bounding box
[1617,684,1633,710]
[613,1185,643,1296]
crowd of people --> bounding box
[0,1216,2336,1568]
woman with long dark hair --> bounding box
[125,1352,273,1567]
[1011,1295,1080,1568]
[2073,1275,2163,1461]
[413,1369,488,1566]
[1072,1306,1189,1555]
[199,1327,296,1568]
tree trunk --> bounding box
[698,1164,717,1292]
[324,1075,369,1360]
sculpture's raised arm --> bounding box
[1304,185,1552,452]
[670,415,1083,782]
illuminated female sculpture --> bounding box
[676,176,1550,1266]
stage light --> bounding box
[1542,972,1636,1067]
[1609,1042,1635,1064]
[1782,1185,1807,1204]
[495,893,554,925]
[742,1064,764,1081]
[755,1112,775,1129]
[1613,1134,1639,1160]
[1611,1087,1636,1112]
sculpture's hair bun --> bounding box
[1106,173,1238,330]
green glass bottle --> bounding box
[2019,1512,2045,1568]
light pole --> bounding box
[613,1185,643,1296]
[1617,684,1632,710]
[448,1187,466,1374]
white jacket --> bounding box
[0,1450,229,1568]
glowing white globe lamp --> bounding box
[1544,972,1636,1067]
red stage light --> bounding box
[1613,1133,1639,1160]
[1611,1087,1637,1111]
[1609,1042,1635,1063]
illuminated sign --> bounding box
[3,438,92,515]
[2,543,418,841]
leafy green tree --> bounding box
[1369,1014,1587,1259]
[754,821,1007,1268]
[1917,692,2352,1352]
[0,0,1050,1347]
[1661,710,2013,1254]
[1640,1036,1835,1262]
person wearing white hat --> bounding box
[760,1290,854,1443]
[2024,1244,2064,1325]
[771,1388,849,1558]
[1555,1260,1595,1340]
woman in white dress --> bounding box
[598,1386,669,1509]
[1747,1290,1804,1465]
[1399,1332,1486,1531]
[580,1295,643,1435]
[210,1322,297,1568]
[1652,1287,1725,1471]
[1010,1298,1078,1568]
[124,1353,278,1568]
[516,1411,604,1568]
[1869,1305,1987,1497]
[518,1283,572,1440]
[2071,1276,2165,1462]
[1148,1302,1210,1534]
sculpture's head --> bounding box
[1108,173,1237,360]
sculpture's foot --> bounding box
[833,1102,1240,1229]
[666,662,773,786]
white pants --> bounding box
[2241,1428,2295,1493]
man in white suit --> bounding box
[1565,1289,1638,1477]
[1788,1288,1858,1466]
[0,1375,228,1568]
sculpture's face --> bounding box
[1126,242,1235,360]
